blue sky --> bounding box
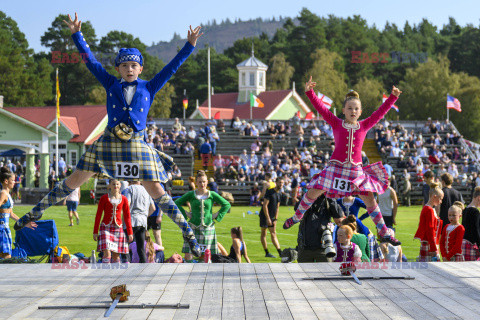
[3,0,479,53]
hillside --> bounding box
[146,17,293,62]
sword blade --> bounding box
[351,272,362,285]
[104,294,122,317]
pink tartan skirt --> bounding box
[97,223,129,254]
[307,161,388,198]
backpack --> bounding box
[53,246,71,263]
[297,196,341,250]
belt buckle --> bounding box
[113,123,133,141]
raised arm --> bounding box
[304,77,338,126]
[362,86,402,130]
[147,26,202,95]
[64,13,115,89]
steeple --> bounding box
[236,45,268,103]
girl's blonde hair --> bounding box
[145,230,156,263]
[473,186,480,199]
[343,90,361,108]
[196,170,207,179]
[449,201,465,214]
[428,182,443,198]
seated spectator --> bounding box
[243,123,252,136]
[306,136,316,149]
[237,168,247,186]
[173,142,183,154]
[217,119,225,132]
[277,147,287,160]
[251,125,259,137]
[183,142,194,155]
[263,147,272,161]
[171,165,182,180]
[311,126,321,139]
[213,154,225,171]
[310,163,321,178]
[187,126,197,140]
[448,163,459,179]
[248,151,258,168]
[208,177,219,193]
[258,120,267,134]
[268,122,277,137]
[232,117,242,130]
[214,167,226,184]
[226,166,238,185]
[298,136,306,148]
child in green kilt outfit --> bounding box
[175,171,231,261]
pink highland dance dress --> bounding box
[305,89,395,198]
[285,89,400,244]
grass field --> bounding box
[9,204,423,262]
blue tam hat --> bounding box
[115,48,143,67]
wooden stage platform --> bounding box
[1,262,479,319]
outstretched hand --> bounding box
[63,12,82,34]
[305,76,316,92]
[392,85,402,97]
[187,26,203,47]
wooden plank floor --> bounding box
[0,262,479,319]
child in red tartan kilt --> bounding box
[440,202,465,261]
[283,77,402,246]
[93,179,133,263]
[461,186,480,261]
[414,183,444,262]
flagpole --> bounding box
[55,68,59,179]
[207,47,211,119]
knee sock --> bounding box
[154,193,195,240]
[293,194,316,222]
[21,180,75,224]
[367,205,389,237]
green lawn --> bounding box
[9,204,423,262]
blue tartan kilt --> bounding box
[76,127,174,182]
[0,224,13,255]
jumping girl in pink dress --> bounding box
[284,76,402,246]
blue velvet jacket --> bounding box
[71,31,194,132]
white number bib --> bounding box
[198,244,207,253]
[116,162,140,178]
[333,177,352,192]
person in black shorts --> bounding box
[260,178,283,258]
[147,203,163,247]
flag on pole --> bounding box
[250,93,264,108]
[182,97,188,109]
[56,68,61,121]
[305,111,315,120]
[382,94,399,112]
[317,92,333,109]
[447,95,461,112]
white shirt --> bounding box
[120,79,136,105]
[311,128,320,136]
[66,188,80,202]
